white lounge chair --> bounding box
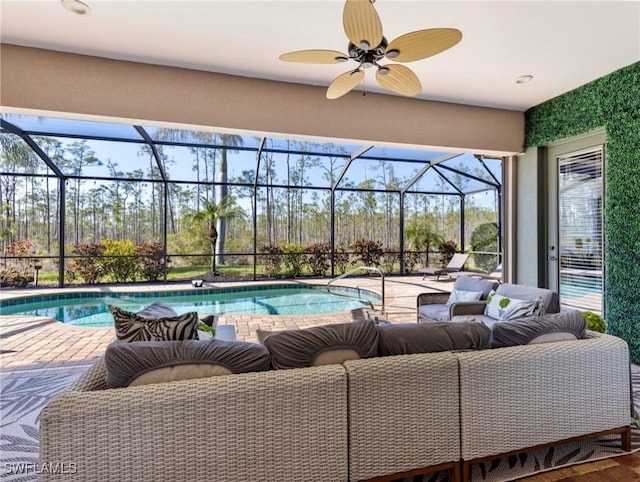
[418,253,469,281]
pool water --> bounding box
[559,273,602,300]
[0,285,380,328]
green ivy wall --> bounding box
[525,61,640,362]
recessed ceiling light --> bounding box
[61,0,91,15]
[515,75,534,84]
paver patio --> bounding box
[0,275,454,379]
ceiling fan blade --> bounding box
[343,0,383,51]
[375,64,422,96]
[279,49,350,64]
[386,28,463,63]
[327,69,364,99]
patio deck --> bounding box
[0,274,454,379]
[2,275,638,481]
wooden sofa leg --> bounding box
[451,461,462,482]
[622,425,632,452]
[461,461,471,482]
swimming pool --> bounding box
[0,284,381,328]
[559,272,602,300]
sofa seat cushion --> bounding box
[377,322,490,356]
[105,339,271,388]
[490,310,587,348]
[418,303,451,322]
[257,319,378,369]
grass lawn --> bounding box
[29,264,264,286]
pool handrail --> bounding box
[327,266,385,314]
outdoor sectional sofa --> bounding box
[39,320,632,482]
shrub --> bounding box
[0,267,34,287]
[583,311,607,333]
[470,222,499,272]
[280,243,305,277]
[403,250,422,273]
[350,239,383,267]
[66,243,105,284]
[307,242,331,276]
[381,248,398,274]
[334,246,349,275]
[102,239,137,282]
[260,244,283,278]
[135,242,170,281]
[438,240,458,265]
[1,239,37,287]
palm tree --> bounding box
[405,222,443,267]
[192,195,244,274]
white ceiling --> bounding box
[1,0,639,112]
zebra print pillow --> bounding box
[109,305,199,342]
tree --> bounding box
[405,222,443,267]
[470,222,499,272]
[215,134,244,264]
[192,195,244,274]
[66,141,101,244]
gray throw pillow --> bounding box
[105,340,272,388]
[377,321,491,356]
[136,301,178,319]
[453,277,499,299]
[258,319,378,369]
[109,305,199,342]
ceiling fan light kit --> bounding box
[279,0,462,99]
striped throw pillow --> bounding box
[109,305,199,342]
[484,291,541,321]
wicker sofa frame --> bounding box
[39,333,631,482]
[457,332,631,480]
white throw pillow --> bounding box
[446,289,483,306]
[484,291,541,321]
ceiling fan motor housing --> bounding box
[348,37,389,63]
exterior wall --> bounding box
[514,147,546,286]
[0,44,524,156]
[525,62,640,363]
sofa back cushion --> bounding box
[490,310,587,348]
[376,322,491,356]
[258,319,378,369]
[105,340,271,388]
[454,277,499,299]
[495,283,560,314]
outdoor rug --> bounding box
[1,369,639,482]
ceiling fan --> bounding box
[279,0,462,100]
